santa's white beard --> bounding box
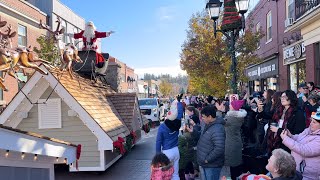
[83,27,95,42]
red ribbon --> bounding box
[130,131,137,144]
[113,137,126,155]
[76,144,82,170]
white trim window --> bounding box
[18,24,27,47]
[286,0,295,19]
[256,22,261,49]
[266,11,272,41]
[38,98,62,129]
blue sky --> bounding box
[60,0,205,77]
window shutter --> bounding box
[38,99,62,129]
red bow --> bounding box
[130,131,137,144]
[76,144,82,170]
[113,137,126,155]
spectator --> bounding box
[264,91,282,154]
[186,106,226,180]
[186,106,200,125]
[239,148,302,180]
[280,110,320,180]
[256,89,275,146]
[266,149,302,179]
[182,106,201,180]
[185,96,190,106]
[225,99,247,180]
[151,153,174,180]
[304,95,320,127]
[307,82,319,95]
[269,90,306,153]
[242,97,258,146]
[176,94,184,120]
[297,83,308,110]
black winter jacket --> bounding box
[196,117,226,168]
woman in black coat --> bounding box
[256,89,275,145]
[268,90,306,154]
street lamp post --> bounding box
[206,0,249,94]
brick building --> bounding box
[0,0,47,105]
[245,0,302,93]
[285,0,320,88]
[117,60,138,93]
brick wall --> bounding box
[306,44,316,83]
[247,0,302,91]
[0,0,46,104]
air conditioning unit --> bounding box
[285,18,294,27]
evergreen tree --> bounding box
[33,36,60,64]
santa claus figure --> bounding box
[72,21,113,51]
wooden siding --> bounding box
[17,87,100,168]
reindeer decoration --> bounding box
[39,17,82,79]
[0,20,50,91]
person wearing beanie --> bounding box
[224,99,247,180]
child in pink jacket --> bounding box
[151,153,174,180]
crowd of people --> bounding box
[151,81,320,180]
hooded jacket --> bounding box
[282,128,320,180]
[196,116,226,168]
[156,119,180,153]
[151,163,174,180]
[225,109,247,166]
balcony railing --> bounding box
[295,0,320,19]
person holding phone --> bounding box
[269,90,306,154]
[280,110,320,180]
[256,89,275,147]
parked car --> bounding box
[139,98,160,122]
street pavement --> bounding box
[55,127,158,180]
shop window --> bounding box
[254,80,260,92]
[289,61,306,92]
[267,78,277,90]
[18,24,27,47]
[266,11,272,42]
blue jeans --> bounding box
[200,166,222,180]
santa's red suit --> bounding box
[73,30,108,50]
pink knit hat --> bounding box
[231,100,245,111]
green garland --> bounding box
[125,136,134,152]
[221,0,242,31]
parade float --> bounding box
[0,17,144,172]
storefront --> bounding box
[283,41,306,92]
[246,58,279,94]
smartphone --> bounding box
[187,119,191,128]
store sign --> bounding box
[246,58,278,81]
[283,42,306,65]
